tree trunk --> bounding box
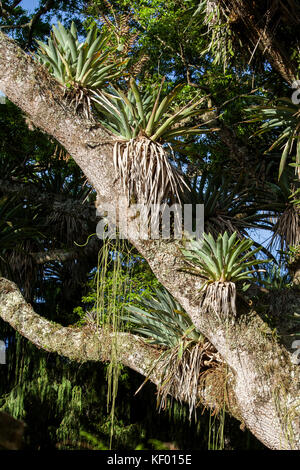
[0,32,299,450]
[219,0,297,84]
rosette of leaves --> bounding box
[95,78,212,211]
[123,288,218,419]
[188,171,269,238]
[259,264,291,290]
[181,232,267,318]
[245,97,300,180]
[36,22,124,119]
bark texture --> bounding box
[0,277,231,413]
[0,32,299,450]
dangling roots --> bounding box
[200,281,237,319]
[157,340,219,420]
[271,204,300,251]
[64,85,93,121]
[113,137,189,210]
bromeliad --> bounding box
[182,232,268,317]
[36,22,125,119]
[95,78,212,211]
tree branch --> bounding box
[0,32,299,450]
[26,0,55,47]
[0,277,233,416]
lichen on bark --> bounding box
[0,31,299,449]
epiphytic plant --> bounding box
[36,22,124,119]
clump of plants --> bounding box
[95,78,211,211]
[124,287,219,419]
[181,232,267,318]
[245,97,300,179]
[36,22,124,119]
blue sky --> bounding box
[20,0,39,12]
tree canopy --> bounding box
[0,0,299,451]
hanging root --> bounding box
[200,281,237,319]
[157,340,218,420]
[64,85,95,121]
[271,204,300,251]
[113,137,189,210]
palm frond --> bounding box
[245,97,300,180]
[0,196,41,251]
[264,180,300,251]
[188,172,270,238]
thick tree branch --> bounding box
[0,32,299,450]
[0,0,56,46]
[0,277,232,415]
[0,277,161,375]
[26,0,55,47]
[30,247,92,264]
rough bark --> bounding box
[0,277,231,414]
[0,32,299,450]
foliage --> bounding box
[124,287,202,348]
[1,330,217,450]
[124,287,217,419]
[181,232,268,317]
[188,171,270,238]
[95,77,210,141]
[0,195,40,253]
[181,232,266,287]
[258,265,292,290]
[36,22,124,118]
[1,0,299,452]
[290,163,300,208]
[193,0,235,70]
[245,97,300,180]
[95,77,211,207]
[262,179,300,251]
[74,252,159,325]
